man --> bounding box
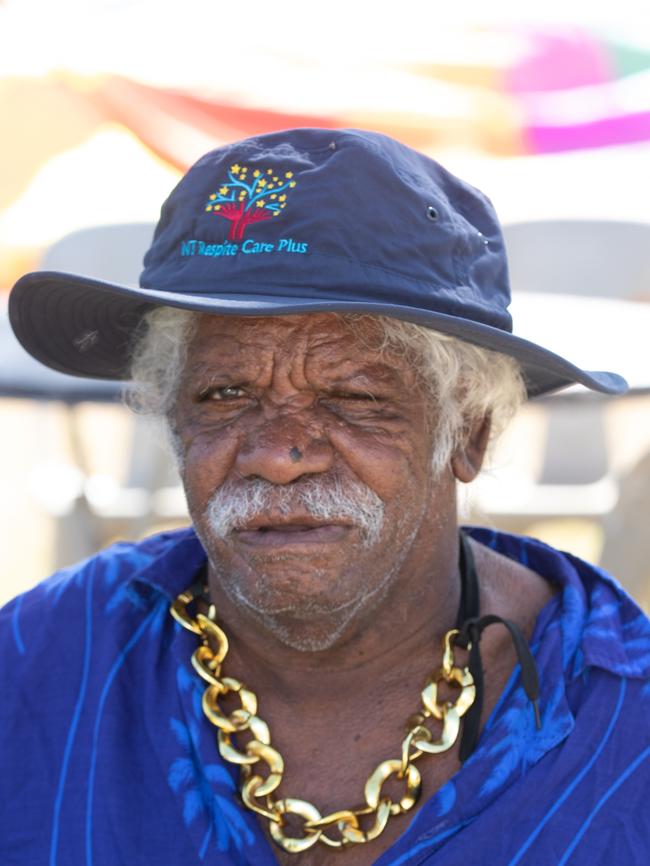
[2,128,649,865]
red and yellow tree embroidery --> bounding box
[204,165,298,242]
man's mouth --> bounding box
[234,519,352,547]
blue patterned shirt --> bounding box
[1,527,649,865]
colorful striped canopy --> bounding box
[1,24,648,287]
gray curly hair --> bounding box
[126,307,526,474]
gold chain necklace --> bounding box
[170,583,476,853]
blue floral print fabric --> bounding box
[1,527,649,865]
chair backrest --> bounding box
[40,222,155,284]
[480,220,650,523]
[503,220,650,301]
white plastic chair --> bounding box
[474,219,650,592]
[503,219,650,302]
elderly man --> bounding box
[2,129,649,865]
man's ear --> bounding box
[451,414,491,483]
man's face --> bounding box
[173,313,457,649]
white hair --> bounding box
[126,306,525,473]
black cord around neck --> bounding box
[455,531,541,762]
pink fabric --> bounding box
[527,111,650,153]
[506,30,614,93]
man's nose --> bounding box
[235,417,334,484]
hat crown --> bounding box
[141,128,512,332]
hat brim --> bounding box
[9,270,628,399]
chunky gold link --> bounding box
[316,831,348,849]
[441,628,460,677]
[309,811,360,848]
[413,705,461,754]
[170,589,203,634]
[218,729,268,765]
[270,799,323,853]
[202,677,257,733]
[196,613,229,663]
[364,759,421,814]
[241,774,282,823]
[191,645,223,685]
[217,714,271,764]
[218,734,259,765]
[231,708,266,734]
[304,808,360,832]
[201,685,235,732]
[421,665,476,720]
[244,741,284,796]
[171,581,476,855]
[340,800,392,844]
[400,724,432,774]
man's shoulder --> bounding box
[468,526,650,680]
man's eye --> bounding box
[332,391,377,402]
[206,385,247,401]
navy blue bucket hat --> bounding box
[9,128,627,398]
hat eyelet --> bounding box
[426,206,439,221]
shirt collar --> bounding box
[468,527,650,681]
[128,527,208,599]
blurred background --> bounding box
[1,0,649,607]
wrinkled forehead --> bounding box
[189,310,383,346]
[181,311,418,387]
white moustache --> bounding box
[205,476,384,547]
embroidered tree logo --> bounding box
[204,164,298,242]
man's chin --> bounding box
[220,582,368,652]
[217,569,363,619]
